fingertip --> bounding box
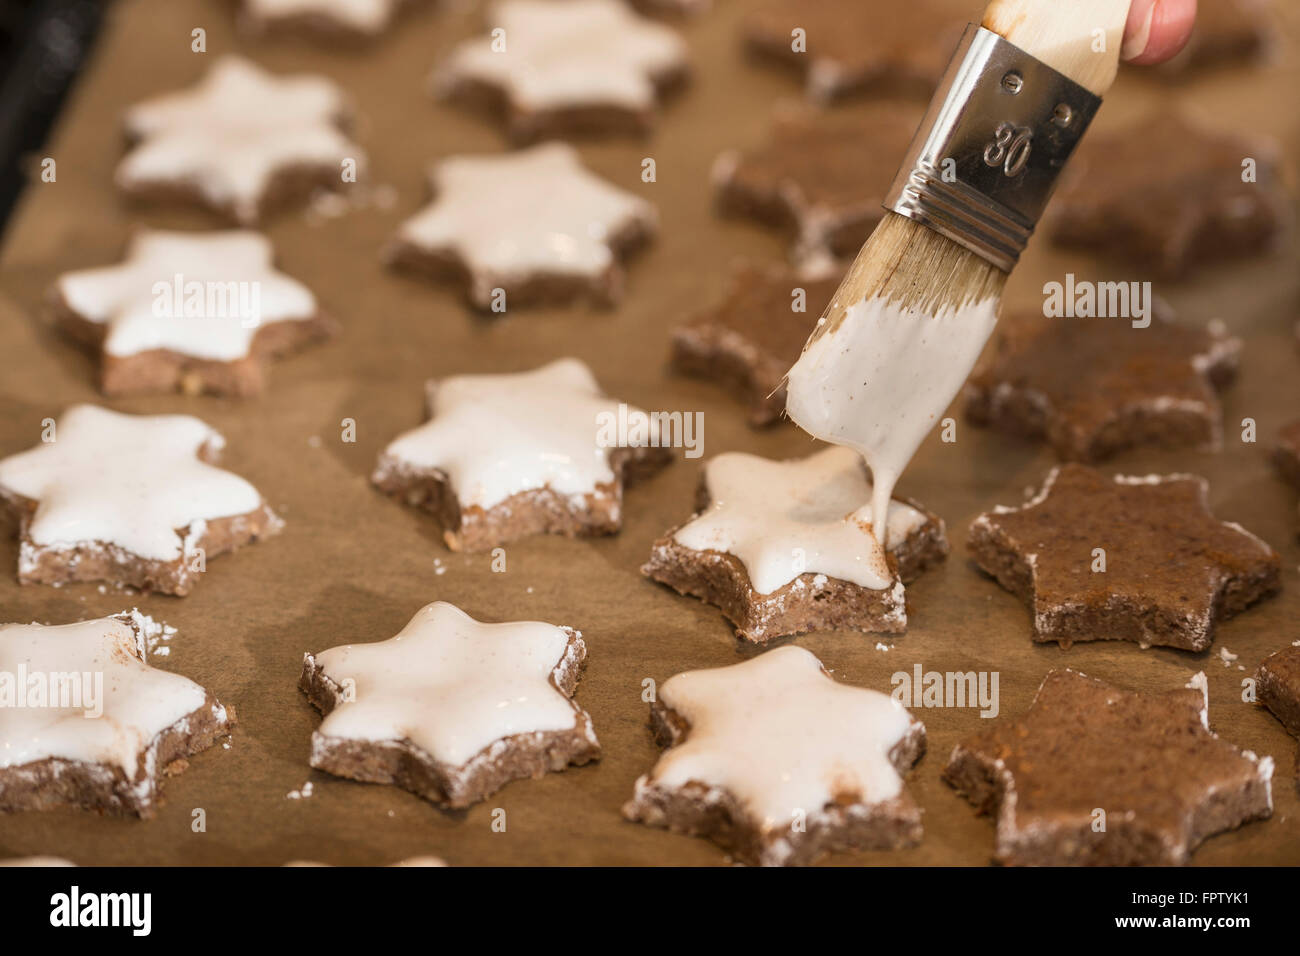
[1123,0,1198,66]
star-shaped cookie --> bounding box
[671,262,838,426]
[116,55,364,224]
[237,0,418,39]
[643,447,948,641]
[742,0,977,101]
[0,405,281,595]
[944,668,1274,865]
[0,612,233,817]
[300,601,600,808]
[373,358,671,551]
[964,309,1240,462]
[386,143,657,309]
[623,644,925,866]
[435,0,688,142]
[50,230,335,397]
[1046,113,1287,278]
[1272,420,1300,534]
[713,103,921,268]
[968,464,1280,651]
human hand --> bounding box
[1122,0,1198,64]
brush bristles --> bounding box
[818,213,1007,338]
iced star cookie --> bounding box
[713,104,921,268]
[373,358,670,552]
[643,447,948,642]
[964,309,1240,462]
[742,0,976,101]
[116,56,364,224]
[435,0,688,142]
[387,143,656,309]
[945,669,1274,865]
[300,601,599,808]
[50,230,335,397]
[623,645,925,866]
[0,405,281,595]
[670,263,838,426]
[1045,113,1287,278]
[968,464,1280,652]
[0,612,234,817]
[236,0,425,40]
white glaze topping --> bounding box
[117,56,362,223]
[394,143,655,299]
[0,405,265,561]
[0,615,209,776]
[785,295,999,544]
[312,601,589,767]
[245,0,397,32]
[57,230,317,361]
[438,0,686,111]
[379,357,657,510]
[649,645,917,831]
[673,447,921,593]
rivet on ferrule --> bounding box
[884,25,1103,272]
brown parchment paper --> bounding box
[0,0,1297,866]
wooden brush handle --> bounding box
[982,0,1133,95]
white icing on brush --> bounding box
[647,645,917,832]
[311,601,590,767]
[56,231,317,361]
[673,447,922,593]
[378,357,657,511]
[0,405,265,561]
[245,0,397,33]
[0,616,208,776]
[785,295,999,544]
[117,56,362,224]
[393,143,656,302]
[437,0,686,111]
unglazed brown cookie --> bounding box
[0,612,233,817]
[1257,645,1300,737]
[742,0,977,101]
[116,56,363,225]
[1272,421,1300,534]
[643,447,948,641]
[386,143,656,309]
[301,601,599,808]
[434,0,688,142]
[373,358,670,552]
[713,104,921,267]
[968,464,1280,651]
[0,405,281,595]
[944,669,1274,865]
[964,308,1239,461]
[624,645,925,866]
[49,230,335,397]
[1046,113,1288,278]
[670,263,834,426]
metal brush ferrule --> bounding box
[884,24,1102,271]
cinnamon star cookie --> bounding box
[1046,113,1288,278]
[50,230,335,397]
[713,104,921,268]
[0,405,281,595]
[300,601,599,808]
[236,0,424,40]
[670,263,836,426]
[0,612,234,817]
[944,669,1274,865]
[116,55,363,224]
[386,143,657,309]
[742,0,976,101]
[372,358,670,551]
[643,447,948,641]
[964,308,1239,462]
[435,0,688,142]
[623,645,925,866]
[968,464,1280,651]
